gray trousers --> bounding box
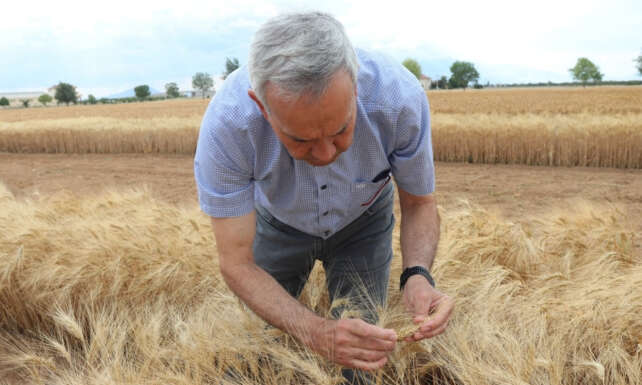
[253,183,395,384]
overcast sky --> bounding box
[1,0,640,98]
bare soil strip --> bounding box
[1,153,639,254]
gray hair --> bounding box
[248,11,359,110]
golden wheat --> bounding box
[0,98,209,122]
[432,112,642,168]
[0,117,200,153]
[428,86,642,114]
[1,183,639,384]
[1,87,641,165]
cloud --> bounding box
[1,0,640,96]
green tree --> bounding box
[437,75,448,89]
[165,82,180,98]
[38,94,53,106]
[21,99,30,108]
[223,57,240,79]
[569,58,603,87]
[54,82,78,105]
[192,72,214,98]
[87,94,97,105]
[0,97,9,107]
[448,61,480,90]
[635,51,642,76]
[134,85,150,100]
[402,58,422,80]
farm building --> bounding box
[0,87,62,108]
[181,89,215,98]
[419,75,432,90]
[0,91,48,107]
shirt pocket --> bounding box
[351,175,392,209]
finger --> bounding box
[422,319,450,339]
[412,319,449,341]
[350,319,397,342]
[344,346,389,362]
[349,356,388,371]
[421,296,454,332]
[351,335,396,352]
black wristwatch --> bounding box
[400,266,435,290]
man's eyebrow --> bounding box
[282,116,351,142]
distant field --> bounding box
[428,86,642,114]
[1,87,641,167]
[0,98,210,122]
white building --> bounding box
[0,88,57,107]
[419,75,432,91]
[181,89,215,98]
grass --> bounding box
[1,183,639,384]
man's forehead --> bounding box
[278,105,352,140]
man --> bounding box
[194,11,454,383]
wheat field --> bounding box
[1,87,641,168]
[1,182,639,384]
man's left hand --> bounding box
[401,274,454,342]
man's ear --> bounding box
[248,90,269,121]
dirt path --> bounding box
[1,153,640,253]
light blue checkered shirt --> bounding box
[194,49,435,239]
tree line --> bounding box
[3,52,641,108]
[401,51,642,90]
[1,57,241,108]
[403,58,481,90]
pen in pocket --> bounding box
[372,168,391,183]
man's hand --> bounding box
[309,318,397,371]
[402,275,454,342]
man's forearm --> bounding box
[399,199,440,270]
[221,261,323,346]
[398,194,453,342]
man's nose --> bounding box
[312,138,337,162]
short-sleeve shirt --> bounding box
[194,48,435,239]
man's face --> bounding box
[249,71,357,167]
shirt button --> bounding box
[322,211,329,216]
[320,185,327,190]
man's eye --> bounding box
[333,126,347,136]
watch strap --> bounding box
[400,266,435,290]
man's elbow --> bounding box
[399,189,438,210]
[217,252,255,287]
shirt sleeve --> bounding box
[194,100,255,218]
[389,86,435,196]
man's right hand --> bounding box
[211,214,397,371]
[308,318,397,371]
